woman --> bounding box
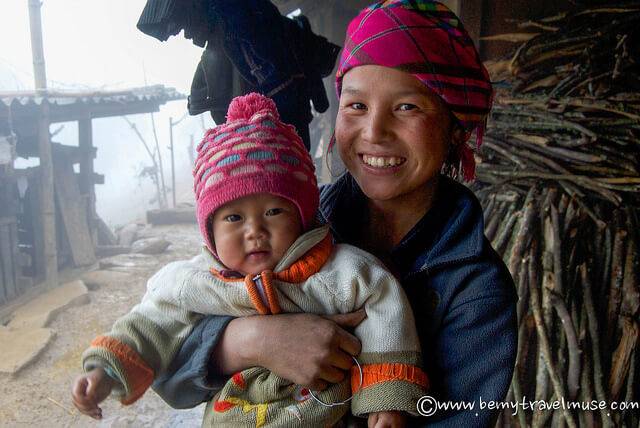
[154,1,517,426]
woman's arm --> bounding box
[419,293,517,427]
[152,315,233,408]
[152,311,365,408]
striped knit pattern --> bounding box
[335,0,493,180]
[193,93,319,253]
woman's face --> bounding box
[336,65,460,204]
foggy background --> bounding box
[1,0,216,227]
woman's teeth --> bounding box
[362,154,405,168]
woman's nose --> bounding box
[362,109,391,143]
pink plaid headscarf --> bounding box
[335,0,493,181]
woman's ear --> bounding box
[450,121,466,147]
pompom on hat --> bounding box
[193,93,319,253]
[335,0,494,181]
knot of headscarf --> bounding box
[335,0,493,181]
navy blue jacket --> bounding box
[152,173,518,427]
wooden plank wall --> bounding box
[52,150,96,267]
[0,137,19,304]
[0,217,19,304]
[25,168,44,279]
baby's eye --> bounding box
[225,214,242,222]
[266,208,283,216]
[398,103,418,111]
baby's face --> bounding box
[211,193,302,276]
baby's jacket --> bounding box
[82,224,428,427]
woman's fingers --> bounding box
[330,345,357,371]
[323,309,367,329]
[228,313,363,389]
[333,322,362,357]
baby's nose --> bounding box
[245,220,267,238]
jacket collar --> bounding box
[319,173,485,275]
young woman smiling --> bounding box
[152,2,517,427]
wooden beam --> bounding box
[19,140,97,163]
[26,167,45,280]
[9,219,21,296]
[37,103,58,290]
[0,219,17,302]
[49,101,164,123]
[2,99,169,125]
[78,117,97,244]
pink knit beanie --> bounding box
[193,93,319,253]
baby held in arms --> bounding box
[72,93,427,428]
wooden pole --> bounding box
[28,0,47,92]
[169,117,176,208]
[28,0,57,289]
[78,116,97,242]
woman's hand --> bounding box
[213,310,365,390]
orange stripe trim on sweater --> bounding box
[245,274,270,315]
[90,335,154,405]
[274,232,333,284]
[261,271,282,314]
[351,363,429,393]
[210,268,244,282]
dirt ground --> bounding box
[0,223,207,428]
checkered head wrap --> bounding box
[193,93,319,254]
[335,0,493,181]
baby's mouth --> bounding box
[247,249,269,258]
[362,154,406,168]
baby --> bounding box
[72,93,428,427]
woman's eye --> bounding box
[399,103,418,111]
[348,102,366,110]
[225,214,241,222]
[266,208,283,216]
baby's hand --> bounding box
[368,410,407,428]
[71,367,118,419]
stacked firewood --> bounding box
[473,4,640,427]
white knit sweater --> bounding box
[82,225,428,427]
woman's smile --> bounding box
[361,154,407,169]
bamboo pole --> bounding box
[28,0,58,290]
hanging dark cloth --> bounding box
[136,0,341,150]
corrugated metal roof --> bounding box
[0,84,184,108]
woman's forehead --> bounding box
[341,65,446,104]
